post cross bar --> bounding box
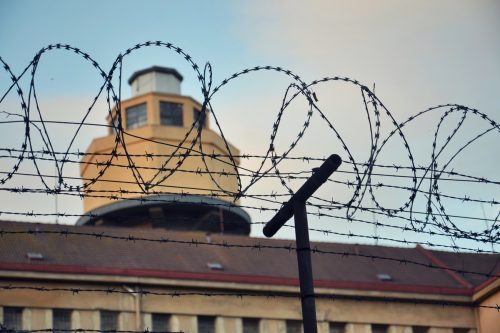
[263,154,342,333]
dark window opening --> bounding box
[286,320,303,333]
[53,309,72,333]
[243,318,260,333]
[372,324,389,333]
[3,307,23,330]
[160,101,183,126]
[100,310,118,332]
[193,108,206,129]
[126,103,147,129]
[330,322,346,333]
[152,313,170,332]
[197,316,215,333]
[111,116,120,134]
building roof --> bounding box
[128,66,183,85]
[0,220,498,296]
[75,194,252,236]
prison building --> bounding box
[1,67,498,333]
[0,220,498,333]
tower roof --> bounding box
[128,66,184,85]
[76,194,251,235]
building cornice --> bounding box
[472,277,500,302]
[0,262,473,302]
[415,244,473,288]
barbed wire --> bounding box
[1,227,498,278]
[0,285,498,311]
[1,41,500,318]
[1,210,498,253]
[0,145,495,185]
[0,220,497,254]
[0,184,499,244]
[1,175,498,224]
[1,328,184,333]
[0,41,498,244]
[2,149,498,186]
[1,183,498,244]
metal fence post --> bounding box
[294,199,317,333]
[263,154,342,333]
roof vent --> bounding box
[207,262,224,271]
[376,273,393,281]
[26,252,44,260]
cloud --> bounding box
[234,0,500,112]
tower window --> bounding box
[126,103,147,130]
[160,101,183,126]
[193,108,206,129]
[111,116,120,134]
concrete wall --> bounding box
[0,278,485,333]
[478,290,500,333]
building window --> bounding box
[3,307,23,330]
[160,101,183,126]
[243,318,260,333]
[286,320,303,333]
[197,316,215,333]
[193,108,206,129]
[100,310,118,331]
[412,327,429,333]
[330,322,346,333]
[372,324,388,333]
[53,309,72,333]
[126,103,147,129]
[111,116,120,134]
[152,313,170,331]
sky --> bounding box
[0,0,499,250]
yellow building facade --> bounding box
[78,67,249,234]
[0,221,498,333]
[80,91,241,212]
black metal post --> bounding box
[263,154,342,238]
[294,199,317,333]
[263,154,342,333]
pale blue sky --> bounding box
[2,0,498,105]
[0,0,499,249]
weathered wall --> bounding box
[478,290,500,333]
[0,277,483,333]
